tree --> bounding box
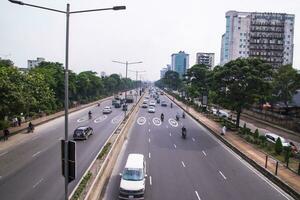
[211,58,273,127]
[272,64,300,114]
[185,64,212,102]
[162,70,182,90]
[0,58,14,68]
[275,137,283,155]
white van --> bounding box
[119,154,147,199]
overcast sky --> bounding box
[1,0,299,81]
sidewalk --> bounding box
[0,96,112,151]
[166,93,300,196]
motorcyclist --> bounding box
[88,111,92,119]
[176,113,180,121]
[28,122,34,133]
[182,111,185,118]
[171,102,173,108]
[97,102,100,107]
[161,113,164,122]
[181,126,187,139]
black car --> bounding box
[73,126,93,140]
[122,104,128,111]
[161,100,167,107]
[156,99,160,104]
[115,101,121,108]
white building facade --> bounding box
[220,11,295,68]
[27,57,45,69]
[196,52,215,69]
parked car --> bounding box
[265,133,290,147]
[148,106,155,113]
[161,100,167,107]
[119,154,146,199]
[103,106,112,114]
[73,126,93,140]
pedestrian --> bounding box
[221,125,226,136]
[3,128,9,141]
[17,117,21,126]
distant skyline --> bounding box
[1,0,299,81]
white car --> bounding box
[149,101,156,107]
[148,106,155,113]
[103,106,112,114]
[265,133,290,147]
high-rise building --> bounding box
[27,57,45,69]
[171,51,189,77]
[196,52,215,69]
[220,11,295,68]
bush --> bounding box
[254,129,259,139]
[266,144,273,152]
[275,138,283,155]
[0,120,10,130]
[245,135,252,143]
[259,135,267,143]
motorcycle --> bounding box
[88,113,92,119]
[181,127,187,139]
[176,115,179,121]
[161,114,164,122]
[27,126,34,133]
[182,112,185,119]
[171,103,173,108]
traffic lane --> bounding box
[103,107,149,200]
[0,99,121,180]
[0,103,133,200]
[160,96,290,200]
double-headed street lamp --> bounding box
[128,69,146,101]
[8,1,126,200]
[112,60,143,115]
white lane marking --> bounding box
[77,117,87,123]
[137,116,146,125]
[181,161,186,168]
[192,137,195,142]
[168,118,178,127]
[152,117,162,126]
[58,137,63,140]
[32,151,42,158]
[148,129,151,132]
[94,115,107,123]
[149,176,152,185]
[173,144,177,148]
[202,151,207,156]
[219,171,227,180]
[169,132,172,136]
[166,125,169,128]
[148,138,151,143]
[33,178,44,188]
[31,136,40,141]
[195,191,201,200]
[149,153,151,158]
[0,151,8,157]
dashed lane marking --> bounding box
[169,132,172,136]
[149,153,151,158]
[148,129,151,132]
[77,117,87,123]
[33,178,44,188]
[137,117,147,125]
[195,191,201,200]
[148,138,151,143]
[219,171,227,180]
[111,114,123,124]
[32,151,42,158]
[149,176,152,185]
[192,137,195,142]
[0,151,8,157]
[202,151,207,156]
[181,161,186,168]
[173,144,177,148]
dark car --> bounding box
[122,104,128,111]
[73,126,93,140]
[115,101,121,108]
[156,99,160,104]
[161,100,167,107]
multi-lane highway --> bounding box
[103,93,294,200]
[0,96,136,200]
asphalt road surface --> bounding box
[0,96,137,200]
[103,94,294,200]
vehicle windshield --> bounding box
[75,129,84,135]
[122,168,143,181]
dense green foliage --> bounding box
[156,58,299,128]
[0,59,137,123]
[275,137,283,155]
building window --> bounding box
[240,33,243,36]
[239,51,242,54]
[240,39,242,42]
[238,27,241,30]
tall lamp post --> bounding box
[8,1,126,200]
[112,60,142,115]
[128,69,146,102]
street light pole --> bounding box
[128,69,146,102]
[8,1,125,200]
[64,4,70,199]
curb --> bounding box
[165,92,300,200]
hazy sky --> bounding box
[1,0,299,81]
